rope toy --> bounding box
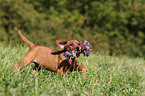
[79,40,91,57]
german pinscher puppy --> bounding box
[13,29,86,77]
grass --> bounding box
[0,44,145,96]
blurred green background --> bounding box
[0,0,145,57]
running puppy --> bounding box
[13,29,86,77]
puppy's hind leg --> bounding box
[13,50,36,71]
[12,57,32,71]
[32,62,41,74]
[34,62,41,71]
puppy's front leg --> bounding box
[77,64,86,78]
[57,67,64,75]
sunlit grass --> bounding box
[0,45,145,95]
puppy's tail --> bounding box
[18,28,35,48]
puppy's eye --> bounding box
[70,44,74,46]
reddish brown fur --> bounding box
[13,29,86,78]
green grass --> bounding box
[0,45,145,96]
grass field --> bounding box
[0,45,145,96]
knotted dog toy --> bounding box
[80,40,91,56]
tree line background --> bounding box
[0,0,145,57]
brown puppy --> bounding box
[13,29,86,77]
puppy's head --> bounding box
[56,40,81,52]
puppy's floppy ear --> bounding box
[56,40,67,49]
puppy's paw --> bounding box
[12,65,18,72]
[32,70,38,75]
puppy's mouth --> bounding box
[64,50,76,57]
[63,41,91,64]
[64,50,77,64]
